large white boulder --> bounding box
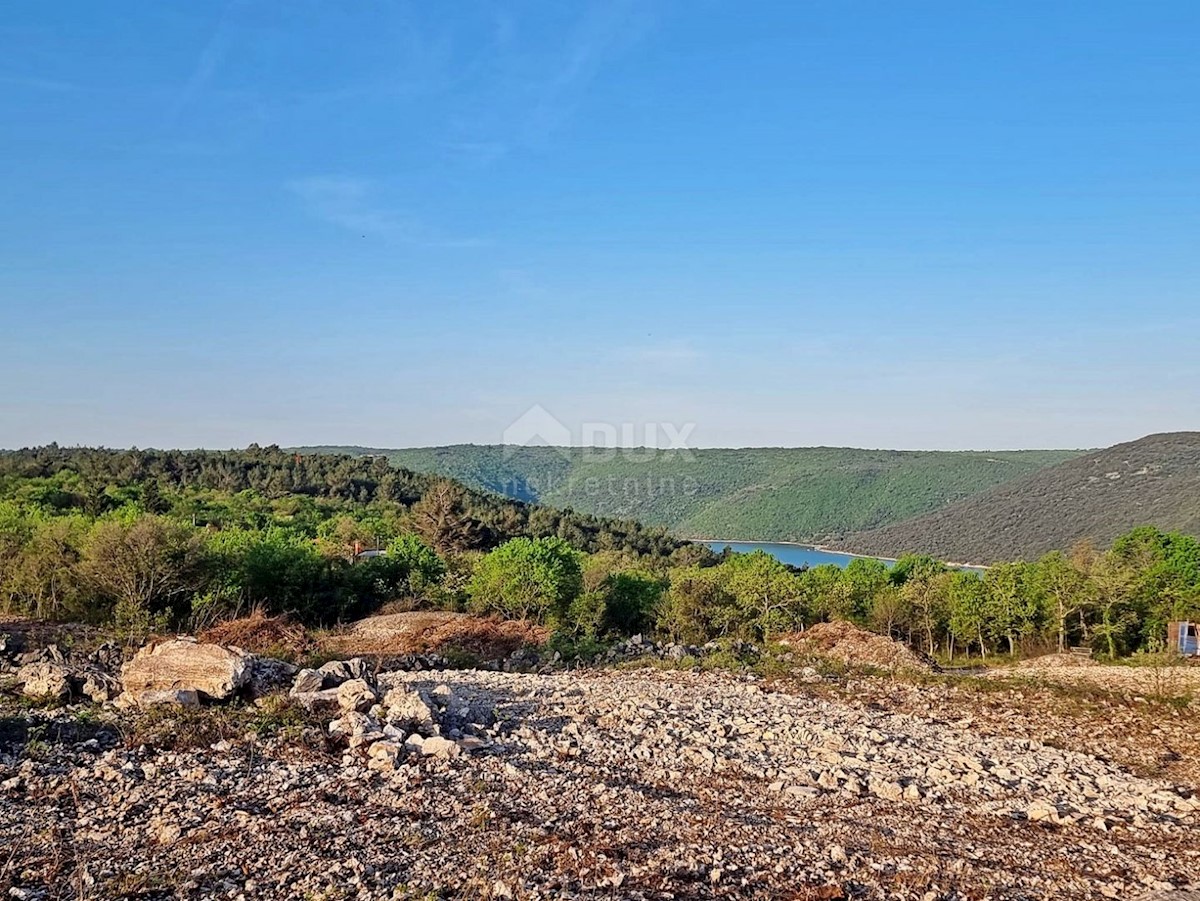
[121,637,251,702]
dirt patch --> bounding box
[1015,652,1099,669]
[989,661,1200,703]
[326,611,549,660]
[780,620,933,672]
[0,617,104,656]
[198,611,314,660]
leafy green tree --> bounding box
[1107,527,1200,648]
[467,537,583,624]
[946,570,988,657]
[889,554,946,586]
[798,564,848,623]
[599,570,665,635]
[1032,550,1096,652]
[8,516,87,620]
[868,584,906,639]
[840,557,891,623]
[83,515,204,637]
[383,533,446,596]
[1090,553,1141,658]
[721,550,804,639]
[982,562,1041,655]
[892,556,949,654]
[203,527,333,622]
[657,566,732,644]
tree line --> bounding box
[664,528,1199,657]
[460,526,1198,659]
[1,448,1196,658]
[0,447,707,637]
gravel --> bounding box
[2,665,1198,900]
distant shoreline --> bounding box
[690,537,900,565]
[693,537,988,570]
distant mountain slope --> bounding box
[837,433,1200,564]
[296,445,1083,543]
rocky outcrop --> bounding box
[15,660,121,702]
[15,662,72,700]
[245,657,298,699]
[79,670,122,703]
[120,637,251,703]
[1,666,1198,898]
[9,667,1200,898]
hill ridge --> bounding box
[836,432,1200,563]
[294,444,1084,544]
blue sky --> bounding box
[1,1,1197,450]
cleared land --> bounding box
[1,620,1198,900]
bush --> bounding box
[468,537,583,626]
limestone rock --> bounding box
[1027,800,1058,823]
[291,668,324,694]
[246,657,298,698]
[382,688,437,735]
[16,662,72,700]
[318,658,368,687]
[419,736,461,759]
[336,678,378,713]
[121,637,250,701]
[291,688,341,711]
[79,670,121,703]
[130,689,201,708]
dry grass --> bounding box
[198,610,314,661]
[119,694,329,753]
[778,620,933,673]
[324,611,549,661]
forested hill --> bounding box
[837,432,1200,564]
[295,445,1083,543]
[0,445,692,560]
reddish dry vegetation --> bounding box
[198,611,315,659]
[199,609,548,663]
[779,620,932,672]
[325,611,549,660]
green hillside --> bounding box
[837,432,1200,563]
[296,445,1083,543]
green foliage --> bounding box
[720,551,805,639]
[203,527,334,622]
[841,433,1200,564]
[468,537,584,625]
[384,534,446,596]
[600,571,664,635]
[303,444,1081,543]
[658,566,730,645]
[655,526,1200,661]
[981,563,1042,654]
[0,446,703,630]
[1,446,1196,664]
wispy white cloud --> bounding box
[168,0,242,124]
[286,175,485,248]
[449,0,661,160]
[519,0,656,147]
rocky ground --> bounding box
[2,659,1199,900]
[994,660,1200,698]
